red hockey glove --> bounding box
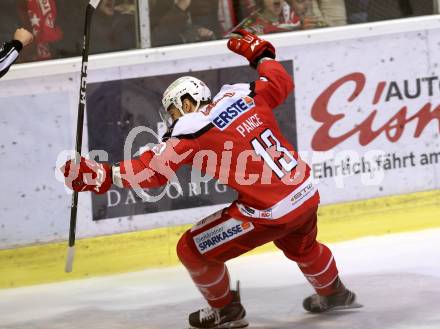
[61,157,112,194]
[227,29,276,68]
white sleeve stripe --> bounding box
[0,47,15,63]
[0,49,19,71]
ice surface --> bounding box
[1,229,439,329]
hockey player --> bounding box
[0,28,34,79]
[61,30,360,328]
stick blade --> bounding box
[65,246,76,273]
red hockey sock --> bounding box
[177,234,233,308]
[191,263,233,308]
[297,243,340,296]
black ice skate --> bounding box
[303,279,362,313]
[189,282,248,329]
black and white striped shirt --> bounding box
[0,40,23,79]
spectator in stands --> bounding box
[291,0,347,28]
[16,0,63,61]
[235,0,255,18]
[311,0,347,26]
[218,0,239,36]
[367,0,434,22]
[54,0,137,58]
[150,0,216,47]
[290,0,328,29]
[367,0,404,21]
[345,0,369,24]
[114,0,136,14]
[233,0,301,35]
[90,0,137,53]
[409,0,435,16]
[190,0,222,38]
[49,0,86,58]
[0,1,20,42]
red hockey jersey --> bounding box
[117,60,317,221]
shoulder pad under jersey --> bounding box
[165,112,213,140]
[199,83,256,131]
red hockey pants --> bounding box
[176,197,340,308]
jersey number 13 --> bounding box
[251,128,297,179]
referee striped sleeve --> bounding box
[0,40,23,78]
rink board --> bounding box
[0,189,439,289]
[0,17,439,250]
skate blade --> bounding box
[189,318,249,329]
[329,301,363,312]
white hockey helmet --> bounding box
[162,76,211,115]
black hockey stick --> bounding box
[65,0,102,273]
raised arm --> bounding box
[227,29,294,109]
[251,59,294,109]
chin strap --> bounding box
[177,106,185,116]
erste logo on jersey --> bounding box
[212,96,255,130]
[193,218,254,254]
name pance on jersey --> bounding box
[212,96,256,130]
[236,113,263,137]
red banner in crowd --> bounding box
[27,0,63,60]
